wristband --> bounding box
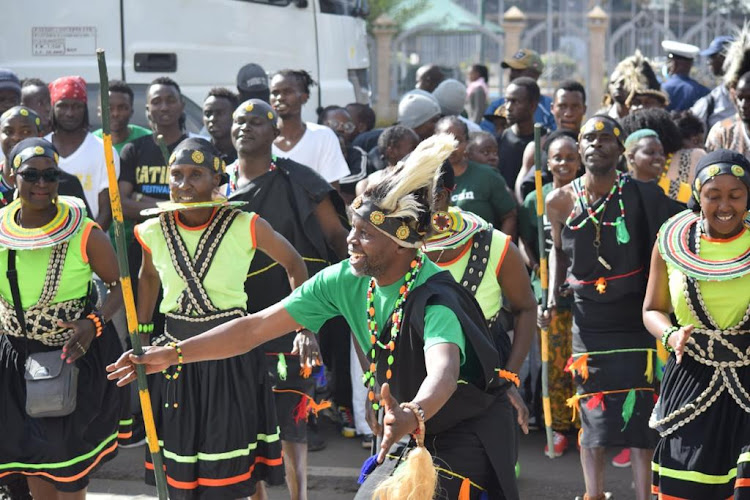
[400,401,426,446]
[86,311,104,337]
[138,322,155,334]
[497,368,521,387]
[162,342,183,382]
[662,325,679,353]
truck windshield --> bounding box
[319,0,368,17]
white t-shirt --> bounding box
[45,132,120,219]
[271,122,349,183]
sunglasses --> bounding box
[17,168,62,183]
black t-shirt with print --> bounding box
[119,134,188,200]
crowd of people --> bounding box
[0,27,748,500]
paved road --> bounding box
[89,420,637,499]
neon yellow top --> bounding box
[0,220,98,309]
[667,228,750,329]
[135,209,259,313]
[435,229,511,320]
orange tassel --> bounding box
[585,392,606,411]
[568,354,590,382]
[458,477,471,500]
[595,277,607,294]
[566,394,581,422]
[300,363,313,379]
[291,393,332,423]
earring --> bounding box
[431,211,452,233]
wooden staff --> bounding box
[534,123,557,458]
[96,49,170,498]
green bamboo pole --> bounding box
[534,123,557,458]
[96,49,170,498]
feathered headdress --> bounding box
[724,22,750,89]
[614,49,670,107]
[351,134,457,248]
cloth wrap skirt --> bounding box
[0,323,126,492]
[147,310,284,499]
[571,298,659,449]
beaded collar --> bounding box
[0,196,86,250]
[658,210,750,281]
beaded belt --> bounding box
[152,309,246,346]
[0,297,88,346]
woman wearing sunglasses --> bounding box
[0,106,90,214]
[0,137,125,500]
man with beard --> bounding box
[93,80,151,153]
[545,116,681,500]
[20,78,51,136]
[203,87,238,164]
[270,70,349,187]
[45,76,118,230]
[497,77,540,191]
[706,31,750,159]
[108,134,523,500]
[226,99,348,500]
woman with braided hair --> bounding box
[132,137,312,499]
[644,149,750,499]
[0,137,126,499]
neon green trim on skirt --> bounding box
[652,462,737,484]
[159,428,281,464]
[0,432,118,471]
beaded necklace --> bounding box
[363,252,425,410]
[227,155,278,194]
[565,172,630,269]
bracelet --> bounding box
[104,280,119,288]
[400,401,426,446]
[138,323,155,334]
[497,369,521,387]
[661,325,679,353]
[86,311,104,337]
[162,342,183,381]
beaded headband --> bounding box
[0,106,42,131]
[692,162,750,202]
[168,147,226,175]
[11,145,59,172]
[351,196,425,248]
[579,116,625,148]
[423,208,490,251]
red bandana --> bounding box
[49,76,87,105]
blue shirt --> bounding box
[480,95,556,134]
[661,74,710,111]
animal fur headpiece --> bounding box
[612,50,670,107]
[724,22,750,89]
[351,134,457,248]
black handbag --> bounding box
[6,249,78,418]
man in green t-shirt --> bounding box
[92,80,151,153]
[108,134,523,500]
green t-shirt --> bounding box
[135,210,259,313]
[282,258,466,364]
[450,161,516,228]
[93,124,152,154]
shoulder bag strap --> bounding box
[6,249,27,337]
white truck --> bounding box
[2,0,371,123]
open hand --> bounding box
[291,329,322,370]
[670,324,694,364]
[506,385,529,434]
[377,383,419,464]
[106,345,177,386]
[59,319,96,364]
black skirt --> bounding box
[147,318,284,499]
[651,354,750,499]
[0,325,127,492]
